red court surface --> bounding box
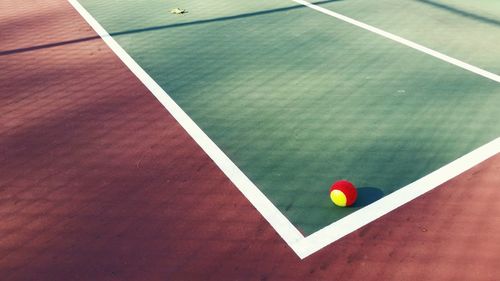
[1,1,500,280]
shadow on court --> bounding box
[416,0,500,27]
[0,0,342,56]
[353,187,384,207]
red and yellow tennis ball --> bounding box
[330,180,357,207]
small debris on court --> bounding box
[170,8,188,15]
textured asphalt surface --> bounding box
[1,1,499,280]
[76,0,500,234]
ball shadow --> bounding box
[353,187,385,207]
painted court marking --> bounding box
[69,0,500,259]
[293,0,500,83]
[67,0,304,250]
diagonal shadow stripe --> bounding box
[0,0,341,56]
[416,0,500,27]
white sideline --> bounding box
[67,0,305,251]
[292,0,500,83]
[69,0,500,260]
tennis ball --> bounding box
[330,180,357,207]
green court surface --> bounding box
[79,0,500,234]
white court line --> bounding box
[67,0,304,251]
[292,0,500,83]
[294,138,500,258]
[69,0,500,259]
